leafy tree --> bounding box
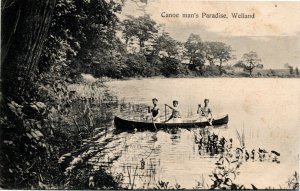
[184,34,206,70]
[39,0,123,78]
[241,51,263,76]
[296,67,299,75]
[204,43,215,66]
[206,42,234,75]
[1,0,58,188]
[122,54,154,77]
[88,37,127,78]
[151,32,179,58]
[121,16,136,47]
[122,14,158,50]
[288,66,294,75]
[1,0,57,101]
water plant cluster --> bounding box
[194,128,281,163]
[152,127,297,190]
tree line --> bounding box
[81,13,264,78]
[37,1,264,80]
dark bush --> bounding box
[160,57,186,77]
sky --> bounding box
[119,0,300,69]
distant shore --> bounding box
[94,73,300,83]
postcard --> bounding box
[0,0,299,190]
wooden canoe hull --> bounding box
[114,115,229,130]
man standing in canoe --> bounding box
[165,100,182,123]
[197,98,212,123]
[150,98,161,122]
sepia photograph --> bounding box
[1,0,299,189]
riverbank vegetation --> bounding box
[1,0,122,188]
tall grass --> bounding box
[235,127,245,148]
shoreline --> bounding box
[99,74,300,83]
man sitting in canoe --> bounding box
[149,98,160,122]
[165,100,182,123]
[197,98,212,124]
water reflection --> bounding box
[57,79,298,189]
[62,78,300,189]
[108,131,160,189]
[71,97,284,189]
[99,101,279,189]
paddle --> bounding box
[165,104,167,122]
[152,118,157,130]
[165,103,174,110]
[164,104,175,123]
[145,104,158,130]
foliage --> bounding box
[287,171,299,189]
[66,162,120,189]
[122,54,155,77]
[203,65,223,76]
[233,60,246,68]
[0,74,67,188]
[0,74,122,189]
[1,0,57,102]
[1,0,123,189]
[269,69,276,76]
[88,37,127,78]
[122,14,158,49]
[205,42,235,74]
[152,32,180,58]
[288,66,294,75]
[184,33,206,67]
[39,0,123,77]
[160,57,187,77]
[155,180,182,190]
[241,51,263,76]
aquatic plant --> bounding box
[154,180,183,190]
[64,162,120,190]
[126,165,139,189]
[287,171,299,189]
[235,128,245,148]
[193,174,209,189]
[190,127,284,190]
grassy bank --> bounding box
[0,77,122,189]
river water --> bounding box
[85,78,299,189]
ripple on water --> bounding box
[83,78,299,189]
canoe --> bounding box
[114,114,228,130]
